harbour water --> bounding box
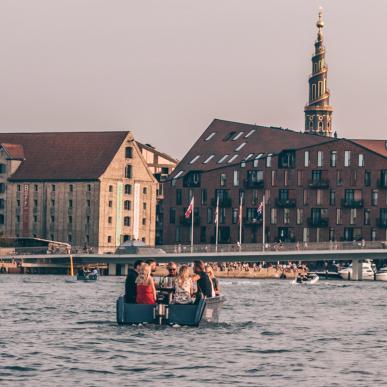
[1,275,386,386]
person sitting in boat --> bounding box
[159,262,178,289]
[124,260,144,303]
[135,264,156,304]
[192,260,214,299]
[91,268,98,276]
[173,265,194,304]
[206,265,220,296]
[77,267,86,278]
[146,259,157,276]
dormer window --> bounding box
[205,132,216,141]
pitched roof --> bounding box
[0,131,129,181]
[1,143,25,160]
[351,139,387,158]
[136,142,178,164]
[170,119,333,178]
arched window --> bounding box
[124,184,132,195]
[124,216,131,227]
[124,200,131,210]
[125,165,132,179]
[318,121,323,130]
[309,120,314,130]
[318,81,322,97]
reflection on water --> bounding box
[0,275,386,386]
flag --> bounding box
[214,196,219,224]
[257,201,264,215]
[185,197,194,219]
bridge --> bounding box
[2,241,387,280]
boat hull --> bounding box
[375,272,387,281]
[116,295,225,326]
[77,274,98,282]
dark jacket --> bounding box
[197,271,213,298]
[124,268,138,303]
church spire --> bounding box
[304,8,333,136]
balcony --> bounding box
[211,197,232,208]
[377,218,387,228]
[308,217,329,227]
[308,179,330,189]
[341,199,364,208]
[244,217,263,226]
[179,216,201,226]
[244,179,264,189]
[275,198,297,208]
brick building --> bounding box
[0,131,175,252]
[162,120,387,245]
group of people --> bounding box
[124,259,220,305]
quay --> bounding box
[1,241,387,280]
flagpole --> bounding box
[215,195,219,252]
[239,192,243,251]
[262,194,266,251]
[191,197,194,253]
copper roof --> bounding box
[0,131,129,181]
[351,139,387,158]
[170,119,334,178]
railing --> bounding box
[210,198,232,208]
[307,217,329,227]
[244,217,263,226]
[341,199,364,209]
[244,179,264,189]
[308,179,330,189]
[275,198,297,208]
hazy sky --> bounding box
[1,0,386,159]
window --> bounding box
[108,216,112,224]
[218,155,229,164]
[107,236,112,244]
[336,170,343,186]
[304,151,310,167]
[364,209,371,225]
[34,185,38,191]
[284,209,290,224]
[233,171,239,186]
[358,154,365,167]
[336,209,342,225]
[108,200,112,208]
[329,190,336,206]
[142,218,146,225]
[0,199,4,209]
[143,187,147,194]
[350,209,357,225]
[0,183,5,194]
[270,208,277,224]
[189,155,200,164]
[86,216,90,224]
[207,207,214,224]
[303,189,308,205]
[68,234,72,243]
[34,199,38,207]
[16,199,20,207]
[33,215,37,223]
[123,184,131,195]
[125,165,132,179]
[109,185,113,192]
[271,170,276,186]
[232,132,244,141]
[317,151,323,167]
[86,200,91,207]
[17,184,21,192]
[316,189,323,206]
[201,189,207,205]
[143,203,147,210]
[228,155,239,163]
[266,154,272,168]
[364,171,371,186]
[244,153,254,161]
[169,208,176,224]
[16,215,20,223]
[297,171,302,186]
[52,185,56,192]
[69,184,73,192]
[124,216,131,226]
[330,151,337,167]
[344,151,351,167]
[0,164,6,173]
[176,189,182,205]
[235,143,246,152]
[232,208,238,224]
[245,129,255,138]
[68,216,73,224]
[371,190,378,206]
[124,200,131,210]
[125,147,133,158]
[297,209,303,225]
[51,199,55,207]
[205,132,216,141]
[87,184,91,192]
[203,155,214,164]
[174,171,184,179]
[220,173,227,187]
[51,215,55,223]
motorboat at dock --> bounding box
[338,260,375,280]
[375,267,387,281]
[116,295,225,326]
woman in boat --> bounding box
[206,265,220,296]
[135,264,156,304]
[173,265,193,304]
[192,260,214,299]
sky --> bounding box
[0,0,386,159]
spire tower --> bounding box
[304,8,333,136]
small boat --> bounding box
[116,295,225,326]
[338,260,375,280]
[292,273,319,285]
[77,273,98,282]
[375,267,387,281]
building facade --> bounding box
[162,120,387,245]
[0,131,175,252]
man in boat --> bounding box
[125,260,144,303]
[158,262,178,304]
[192,260,214,299]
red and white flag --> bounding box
[185,197,194,219]
[257,201,264,215]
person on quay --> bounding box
[146,259,157,275]
[136,264,156,304]
[192,260,214,299]
[173,265,194,304]
[206,265,220,296]
[124,260,144,303]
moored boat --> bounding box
[116,295,225,326]
[375,267,387,281]
[338,260,375,280]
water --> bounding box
[1,276,386,387]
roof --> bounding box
[351,139,387,158]
[0,131,129,181]
[1,143,25,160]
[170,119,334,178]
[136,142,178,164]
